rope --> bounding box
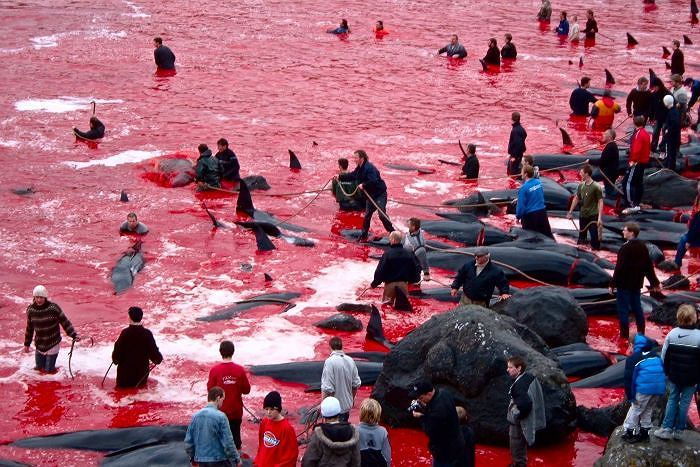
[101,362,113,387]
[68,339,76,380]
[205,184,331,197]
[243,402,261,423]
[135,363,158,387]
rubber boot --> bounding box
[620,325,630,340]
[621,428,636,443]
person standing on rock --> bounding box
[516,165,553,238]
[450,247,510,307]
[566,164,603,250]
[321,337,361,423]
[111,306,163,388]
[621,334,666,443]
[654,305,700,441]
[410,380,466,466]
[506,356,546,467]
[610,222,661,339]
[24,285,79,374]
[372,231,421,305]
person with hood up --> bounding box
[301,396,360,466]
[591,90,621,130]
[621,334,666,443]
[74,116,105,140]
[195,143,222,191]
[506,356,546,467]
[537,0,552,21]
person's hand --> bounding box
[500,294,511,300]
[450,288,458,297]
[358,183,364,190]
[412,411,424,418]
[566,211,573,220]
[510,157,516,162]
[23,346,30,353]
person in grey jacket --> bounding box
[358,398,391,466]
[506,356,545,467]
[438,35,467,58]
[403,218,430,281]
[321,337,361,422]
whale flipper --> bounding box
[367,305,394,348]
[253,225,275,251]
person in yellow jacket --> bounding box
[591,90,621,130]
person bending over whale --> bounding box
[481,38,501,67]
[327,18,350,34]
[501,33,517,59]
[337,150,394,242]
[153,36,176,70]
[120,212,149,235]
[73,116,105,140]
[570,77,598,116]
[371,231,420,305]
[215,138,240,182]
[195,143,222,191]
[450,247,510,307]
[438,34,467,58]
[111,306,163,388]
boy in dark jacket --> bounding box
[621,334,665,443]
[301,397,360,467]
[215,138,240,182]
[112,307,163,388]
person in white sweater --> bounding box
[569,15,581,41]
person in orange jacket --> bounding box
[591,90,621,130]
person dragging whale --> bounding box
[372,231,421,305]
[450,247,510,308]
[195,143,222,191]
[337,150,394,242]
[111,306,163,388]
[332,158,365,211]
[119,212,149,235]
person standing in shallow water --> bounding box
[438,34,467,58]
[111,306,163,388]
[537,0,552,21]
[582,9,598,40]
[461,143,480,179]
[481,38,500,67]
[73,116,105,140]
[152,37,175,70]
[516,165,553,238]
[501,33,517,59]
[327,19,350,34]
[554,11,569,35]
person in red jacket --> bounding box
[622,116,651,213]
[254,391,298,467]
[208,340,252,451]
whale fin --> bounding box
[568,59,573,65]
[692,0,699,14]
[264,273,273,282]
[665,61,672,70]
[202,202,223,228]
[662,46,671,58]
[236,180,255,216]
[649,68,657,83]
[604,69,615,85]
[684,34,693,45]
[253,226,275,251]
[626,33,638,46]
[458,140,469,158]
[289,149,302,169]
[559,127,574,147]
[579,56,584,68]
[119,190,128,202]
[367,305,394,348]
[312,141,318,146]
[394,287,413,312]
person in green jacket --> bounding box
[195,144,222,191]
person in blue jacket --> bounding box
[327,19,349,34]
[621,334,666,443]
[569,77,598,116]
[685,77,700,129]
[337,150,394,242]
[674,208,700,268]
[516,165,553,238]
[554,11,569,35]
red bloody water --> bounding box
[0,0,698,465]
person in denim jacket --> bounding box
[185,387,241,466]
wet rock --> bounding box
[314,313,363,332]
[577,401,630,437]
[499,287,588,347]
[643,170,697,208]
[648,294,698,326]
[371,307,576,445]
[594,425,700,466]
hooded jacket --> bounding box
[301,423,360,467]
[592,97,620,129]
[661,325,700,387]
[624,334,665,400]
[195,149,222,187]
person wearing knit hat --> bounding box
[301,396,360,466]
[255,391,298,467]
[111,306,163,388]
[24,285,79,373]
[660,94,682,171]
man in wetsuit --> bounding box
[153,37,175,70]
[438,35,467,58]
[215,138,240,182]
[74,116,105,140]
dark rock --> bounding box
[371,307,576,445]
[500,287,588,347]
[314,313,363,332]
[657,260,680,272]
[662,274,690,290]
[643,170,697,208]
[336,303,372,313]
[594,425,700,466]
[241,175,270,191]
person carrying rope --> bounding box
[332,158,365,211]
[336,150,394,242]
[567,164,603,250]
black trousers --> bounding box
[362,192,394,236]
[507,155,522,176]
[521,209,553,238]
[228,418,242,450]
[623,164,646,207]
[577,215,600,249]
[664,141,680,172]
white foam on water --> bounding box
[64,150,164,169]
[30,32,73,49]
[404,179,453,196]
[122,0,150,17]
[14,97,124,113]
[0,139,21,148]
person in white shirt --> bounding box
[568,15,580,42]
[320,337,361,422]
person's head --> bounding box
[560,11,567,20]
[672,39,680,49]
[587,9,594,18]
[572,14,578,22]
[637,76,649,91]
[389,231,403,245]
[219,340,235,359]
[511,111,520,124]
[663,94,675,109]
[412,380,435,404]
[523,154,534,167]
[602,128,616,143]
[320,396,341,420]
[263,391,283,420]
[153,37,162,47]
[329,336,343,351]
[489,38,497,48]
[580,76,591,88]
[633,115,645,128]
[340,19,348,28]
[507,356,526,378]
[353,149,368,167]
[360,398,382,425]
[128,306,143,323]
[208,386,225,407]
[474,247,490,266]
[451,34,459,45]
[337,158,349,171]
[408,217,421,233]
[89,116,100,129]
[670,74,683,88]
[198,143,209,154]
[32,285,48,306]
[467,143,476,155]
[126,212,139,230]
[684,77,695,87]
[622,222,640,240]
[677,304,698,326]
[522,164,535,179]
[504,33,512,43]
[217,138,228,152]
[375,20,383,30]
[580,164,593,180]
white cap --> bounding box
[33,285,48,298]
[320,396,341,418]
[663,95,675,108]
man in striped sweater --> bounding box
[23,285,79,373]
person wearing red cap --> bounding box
[255,391,298,467]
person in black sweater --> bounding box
[506,356,544,467]
[481,38,500,67]
[660,94,681,171]
[570,77,598,116]
[610,223,661,339]
[450,247,510,307]
[501,33,517,59]
[371,231,420,305]
[649,78,672,152]
[74,116,105,140]
[461,143,480,179]
[671,40,685,77]
[153,37,176,70]
[507,112,527,175]
[215,138,240,182]
[338,150,394,241]
[590,128,620,198]
[410,380,466,467]
[626,77,651,120]
[112,307,163,388]
[582,9,598,40]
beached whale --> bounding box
[196,292,301,322]
[249,360,382,391]
[421,220,514,246]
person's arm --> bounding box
[450,264,467,293]
[515,187,526,219]
[57,308,77,340]
[147,331,163,364]
[644,246,660,289]
[184,421,195,461]
[660,334,670,361]
[154,49,162,68]
[195,159,205,182]
[496,269,510,296]
[689,85,700,109]
[438,46,447,55]
[207,367,216,392]
[320,361,335,397]
[569,90,577,111]
[371,254,387,288]
[24,312,34,350]
[352,360,361,390]
[220,415,240,465]
[381,429,392,466]
[597,196,604,224]
[626,90,635,115]
[112,333,122,365]
[567,193,580,217]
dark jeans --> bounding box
[198,461,233,467]
[35,351,58,372]
[361,192,394,237]
[622,164,645,207]
[228,418,242,450]
[509,423,527,467]
[577,215,600,249]
[675,233,700,267]
[651,121,662,152]
[521,209,553,238]
[616,288,645,337]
